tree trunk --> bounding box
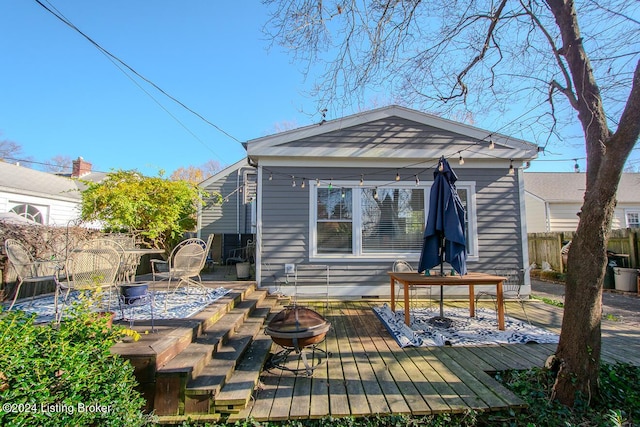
[546,0,640,406]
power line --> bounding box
[35,0,243,146]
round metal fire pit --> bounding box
[265,305,331,376]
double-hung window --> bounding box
[626,210,640,229]
[311,181,477,260]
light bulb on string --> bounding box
[489,138,495,150]
[574,160,580,173]
[458,154,465,165]
[508,159,515,176]
[341,188,345,198]
[415,174,420,185]
[328,178,333,190]
[395,170,400,181]
[291,176,296,187]
[316,178,320,187]
[268,172,273,181]
[438,161,444,172]
[359,175,364,186]
[373,187,378,200]
[301,178,306,189]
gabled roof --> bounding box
[523,172,640,203]
[199,158,254,188]
[0,161,82,202]
[246,105,539,161]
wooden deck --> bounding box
[233,298,640,422]
[109,280,640,424]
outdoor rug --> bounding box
[373,303,559,347]
[8,287,231,324]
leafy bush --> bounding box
[490,363,640,426]
[0,305,150,427]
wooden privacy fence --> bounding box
[528,229,640,273]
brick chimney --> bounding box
[72,157,92,178]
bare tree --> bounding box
[42,155,72,174]
[0,136,24,161]
[170,160,223,185]
[264,0,640,406]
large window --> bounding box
[361,188,424,253]
[311,182,477,259]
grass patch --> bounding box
[531,294,564,308]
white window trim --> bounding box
[624,209,640,228]
[309,180,479,262]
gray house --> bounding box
[198,159,257,265]
[245,105,539,298]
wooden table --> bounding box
[388,271,507,330]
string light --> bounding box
[458,153,465,165]
[373,187,379,200]
[395,170,400,181]
[301,178,306,189]
[574,159,580,173]
[341,188,345,198]
[489,138,495,150]
[328,178,333,190]
[316,178,320,187]
[360,174,364,186]
[508,159,515,176]
[291,176,296,187]
[268,172,273,181]
[415,174,420,185]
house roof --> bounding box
[246,105,539,162]
[198,158,254,187]
[523,172,640,203]
[0,161,83,202]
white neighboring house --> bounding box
[524,172,640,232]
[0,157,104,226]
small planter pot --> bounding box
[236,262,251,279]
[120,283,149,305]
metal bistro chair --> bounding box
[4,239,63,311]
[151,237,209,296]
[58,245,121,322]
[475,268,530,325]
[392,260,430,316]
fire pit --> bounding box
[265,305,331,376]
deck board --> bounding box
[125,279,639,423]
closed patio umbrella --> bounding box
[418,156,467,325]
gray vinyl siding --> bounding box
[200,166,256,236]
[260,166,524,297]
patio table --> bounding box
[121,248,164,282]
[388,271,507,330]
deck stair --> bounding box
[149,286,281,418]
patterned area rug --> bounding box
[8,287,231,324]
[373,303,559,347]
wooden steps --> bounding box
[153,288,276,416]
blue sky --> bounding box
[0,1,633,176]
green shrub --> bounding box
[0,304,150,426]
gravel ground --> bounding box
[531,279,640,325]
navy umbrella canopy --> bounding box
[418,156,467,276]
